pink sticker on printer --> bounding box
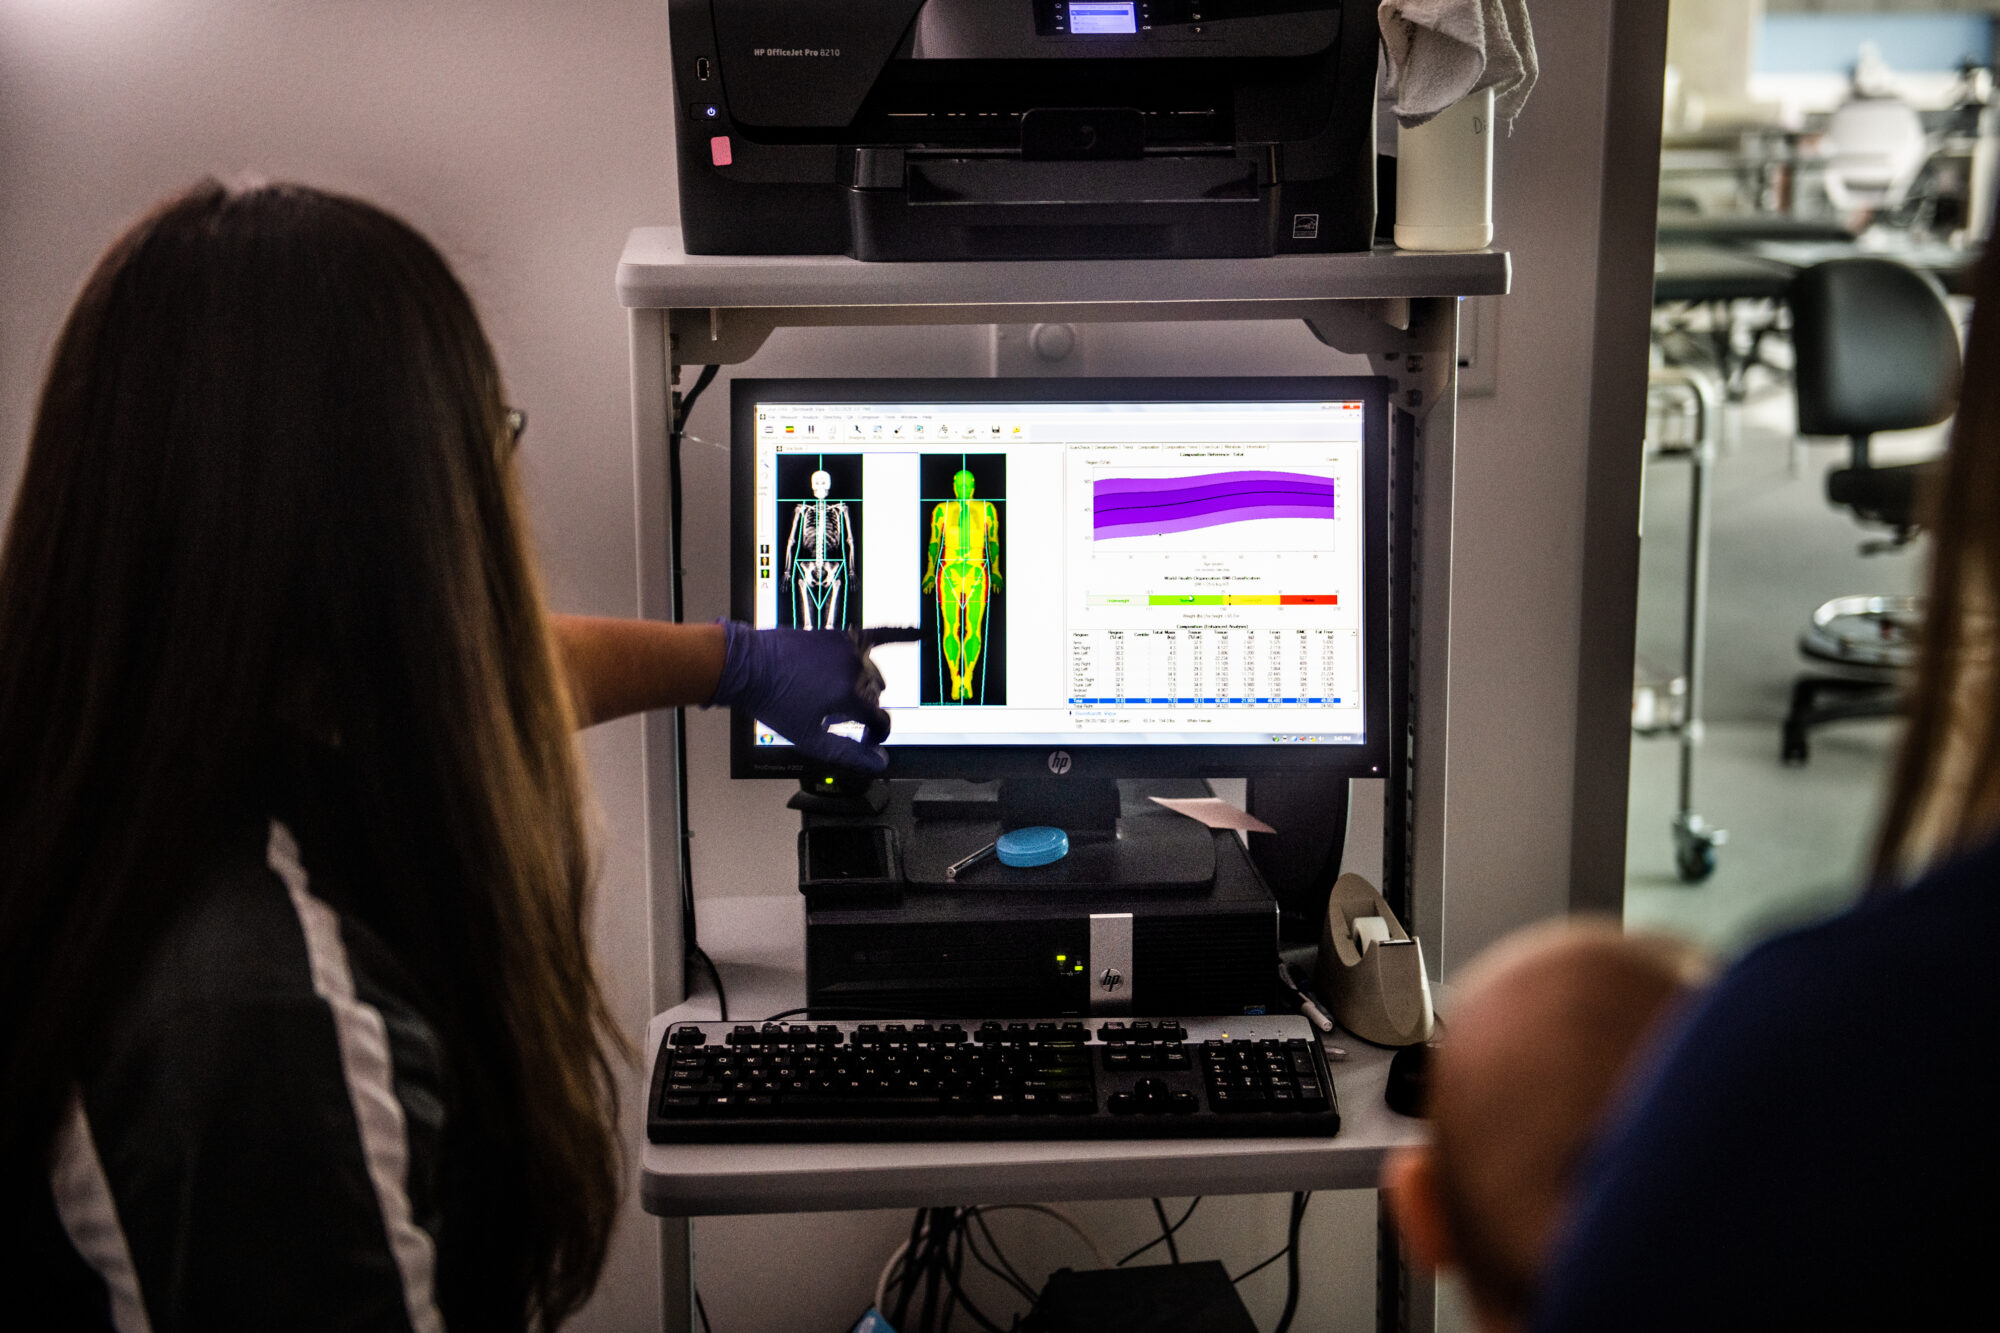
[710,135,733,167]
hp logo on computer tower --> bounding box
[1047,750,1072,775]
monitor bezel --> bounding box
[729,375,1394,781]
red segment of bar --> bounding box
[1280,594,1338,605]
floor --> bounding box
[1621,372,1944,958]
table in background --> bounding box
[1653,232,1979,396]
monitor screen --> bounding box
[730,377,1391,780]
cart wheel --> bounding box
[1781,725,1809,766]
[1674,830,1718,883]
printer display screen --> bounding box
[1070,2,1140,33]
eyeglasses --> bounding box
[504,407,527,451]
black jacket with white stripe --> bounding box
[14,816,525,1332]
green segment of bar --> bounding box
[1086,594,1228,606]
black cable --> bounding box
[668,365,719,999]
[692,945,729,1022]
[919,1207,960,1329]
[892,1209,929,1330]
[1231,1246,1289,1285]
[889,1209,1013,1333]
[952,1210,984,1333]
[965,1211,1039,1303]
[1116,1198,1201,1266]
[961,1219,1035,1304]
[1151,1198,1181,1265]
[679,364,721,429]
[916,1200,944,1328]
[1274,1193,1311,1333]
[972,1210,1038,1302]
[918,1208,947,1333]
[937,1223,1008,1333]
[940,1220,961,1333]
[695,1289,713,1333]
[939,1218,977,1333]
[1231,1195,1309,1288]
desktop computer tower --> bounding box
[802,786,1279,1018]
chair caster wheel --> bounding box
[1675,836,1718,883]
[1672,816,1724,884]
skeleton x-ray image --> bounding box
[777,454,863,631]
[918,453,1007,706]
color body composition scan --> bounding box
[738,382,1379,765]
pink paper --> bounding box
[1148,796,1277,834]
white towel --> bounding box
[1379,0,1540,130]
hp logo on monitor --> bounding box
[1047,750,1072,775]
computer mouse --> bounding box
[1384,1039,1437,1118]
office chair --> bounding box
[1781,257,1961,764]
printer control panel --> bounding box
[1034,0,1330,37]
[1037,1,1146,35]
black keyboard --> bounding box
[647,1016,1340,1143]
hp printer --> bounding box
[668,0,1378,259]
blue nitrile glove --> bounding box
[708,622,922,773]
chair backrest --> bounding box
[1790,257,1961,439]
[1822,96,1928,210]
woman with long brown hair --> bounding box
[0,180,902,1329]
[1533,249,2000,1327]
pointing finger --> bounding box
[857,625,923,650]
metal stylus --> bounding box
[944,841,997,881]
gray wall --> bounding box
[1,3,1653,1329]
[0,4,674,1328]
[1441,3,1662,969]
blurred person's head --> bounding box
[1878,242,2000,882]
[1382,921,1708,1330]
[0,180,618,1327]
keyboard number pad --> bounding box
[1201,1039,1331,1113]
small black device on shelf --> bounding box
[1024,1263,1260,1333]
[647,1013,1339,1143]
[789,771,891,816]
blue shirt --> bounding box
[1536,834,2000,1329]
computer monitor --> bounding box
[730,376,1391,783]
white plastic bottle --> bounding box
[1395,87,1494,252]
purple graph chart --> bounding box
[1092,470,1338,540]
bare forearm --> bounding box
[550,615,727,728]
